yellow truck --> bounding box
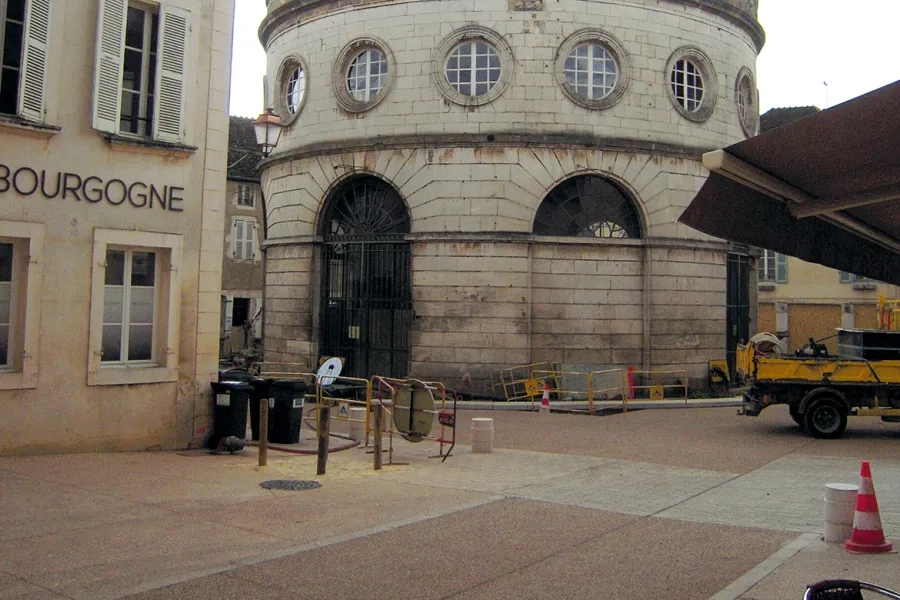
[736,328,900,439]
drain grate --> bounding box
[260,480,322,491]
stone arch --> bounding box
[317,172,411,239]
[532,172,645,239]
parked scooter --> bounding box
[804,580,900,599]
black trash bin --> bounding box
[218,368,253,382]
[269,380,308,444]
[209,380,252,449]
[247,378,273,442]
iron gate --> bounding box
[321,238,412,379]
[726,252,751,381]
[318,175,412,379]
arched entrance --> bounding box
[319,175,412,379]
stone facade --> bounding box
[258,0,762,390]
[0,0,234,454]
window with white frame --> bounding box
[88,229,181,386]
[285,65,304,115]
[119,3,158,136]
[671,59,703,112]
[0,222,44,390]
[759,250,787,283]
[0,0,51,121]
[238,184,254,207]
[346,49,387,102]
[233,220,255,260]
[445,41,501,97]
[0,243,13,366]
[102,249,157,363]
[666,48,716,122]
[93,0,190,143]
[564,43,618,101]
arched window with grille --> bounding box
[532,175,642,239]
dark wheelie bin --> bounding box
[248,378,273,442]
[269,380,308,444]
[209,380,252,449]
[218,368,253,382]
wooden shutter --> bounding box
[153,5,190,143]
[248,223,256,260]
[221,295,233,337]
[232,221,242,259]
[92,0,128,133]
[249,298,262,338]
[775,253,788,283]
[18,0,51,121]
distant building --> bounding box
[221,117,265,363]
[756,107,900,354]
[0,0,234,454]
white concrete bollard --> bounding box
[471,418,494,454]
[824,483,859,543]
[349,407,367,443]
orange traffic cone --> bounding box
[539,382,551,414]
[844,461,893,553]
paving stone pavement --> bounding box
[377,446,900,537]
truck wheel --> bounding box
[789,408,805,429]
[804,398,847,439]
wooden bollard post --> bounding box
[259,398,268,467]
[316,396,331,475]
[373,402,383,471]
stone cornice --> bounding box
[259,131,713,171]
[262,232,728,252]
[260,0,764,52]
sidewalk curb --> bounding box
[706,533,820,600]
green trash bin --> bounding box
[209,380,251,449]
[269,380,308,444]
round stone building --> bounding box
[257,0,764,390]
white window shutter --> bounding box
[221,295,233,337]
[153,5,190,143]
[250,298,262,338]
[775,253,788,283]
[249,223,257,260]
[233,221,242,259]
[18,0,52,122]
[92,0,128,134]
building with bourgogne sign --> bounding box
[0,0,234,454]
[257,0,764,390]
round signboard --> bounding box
[316,357,343,386]
[392,384,435,442]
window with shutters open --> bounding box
[0,0,51,122]
[92,0,190,143]
[233,220,256,261]
[759,250,787,284]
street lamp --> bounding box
[252,108,284,158]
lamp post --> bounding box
[251,108,283,467]
[252,107,284,159]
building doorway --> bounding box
[319,175,412,379]
[726,252,751,381]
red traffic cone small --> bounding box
[539,382,551,414]
[844,461,893,554]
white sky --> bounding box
[228,0,900,118]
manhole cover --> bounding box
[260,480,322,491]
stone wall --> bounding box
[263,0,760,153]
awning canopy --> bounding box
[679,80,900,285]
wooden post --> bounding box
[373,402,383,471]
[259,398,268,467]
[316,395,331,475]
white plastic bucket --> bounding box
[471,418,494,454]
[824,483,858,543]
